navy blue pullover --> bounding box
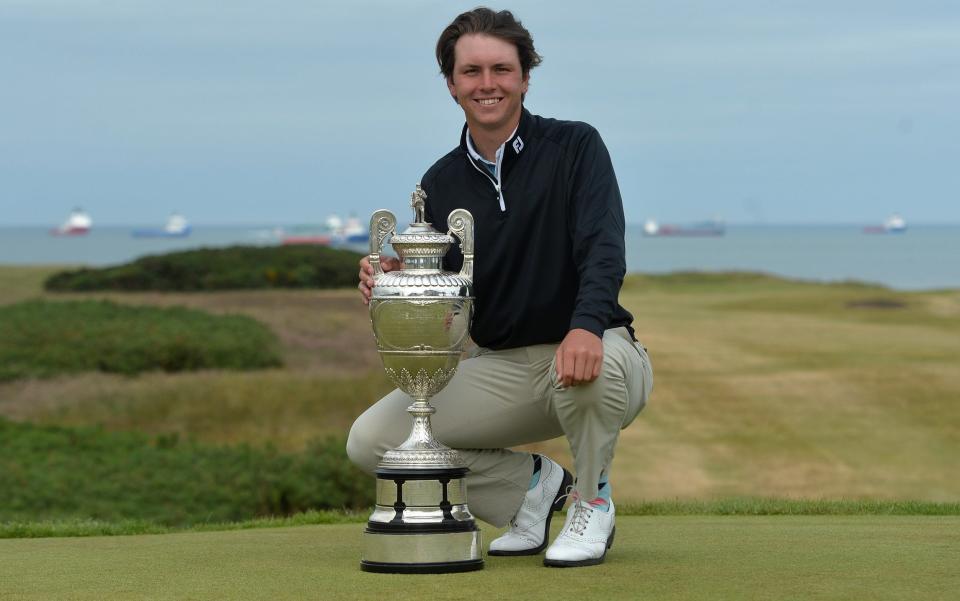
[422,108,634,350]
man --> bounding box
[348,7,652,568]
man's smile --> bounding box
[476,98,503,105]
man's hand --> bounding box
[555,328,603,387]
[358,255,401,305]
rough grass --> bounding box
[1,267,958,503]
[1,517,957,601]
[0,370,393,449]
[0,265,63,305]
[43,244,363,291]
[0,419,373,526]
[0,299,283,381]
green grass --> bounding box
[4,370,394,450]
[0,265,66,305]
[1,266,957,598]
[0,299,283,380]
[1,517,957,601]
[0,419,373,526]
[4,499,959,539]
[44,244,363,291]
[618,498,960,515]
[596,272,960,503]
[0,509,368,539]
[1,267,958,511]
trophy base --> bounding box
[360,467,483,573]
[360,531,484,573]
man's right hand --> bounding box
[358,255,401,305]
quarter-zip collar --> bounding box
[465,124,517,167]
[460,108,535,212]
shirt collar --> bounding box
[465,123,519,166]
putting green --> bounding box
[1,516,956,600]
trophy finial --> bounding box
[411,184,427,223]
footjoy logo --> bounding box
[512,137,524,154]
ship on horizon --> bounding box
[863,213,906,234]
[50,208,92,236]
[131,213,192,238]
[643,218,725,237]
[281,214,369,246]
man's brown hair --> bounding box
[436,7,543,80]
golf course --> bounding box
[1,263,958,600]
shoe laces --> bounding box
[554,486,594,536]
[569,501,594,536]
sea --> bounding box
[1,224,957,291]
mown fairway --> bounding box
[1,516,957,601]
[1,266,957,501]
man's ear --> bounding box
[446,77,458,103]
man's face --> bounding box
[447,33,529,135]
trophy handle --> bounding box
[369,210,397,276]
[447,209,474,281]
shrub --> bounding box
[0,300,282,381]
[44,245,364,292]
[0,419,374,526]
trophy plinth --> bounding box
[361,186,482,573]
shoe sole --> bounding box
[542,525,616,568]
[488,467,574,557]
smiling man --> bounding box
[350,7,653,568]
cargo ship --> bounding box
[642,218,725,237]
[50,208,92,236]
[132,213,191,238]
[863,214,906,234]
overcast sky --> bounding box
[1,0,957,226]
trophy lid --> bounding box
[390,185,454,258]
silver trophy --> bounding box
[360,185,482,573]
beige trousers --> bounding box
[346,327,653,527]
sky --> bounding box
[1,0,958,226]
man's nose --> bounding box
[480,69,494,89]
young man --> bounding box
[350,7,652,567]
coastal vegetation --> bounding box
[43,244,363,291]
[0,299,282,381]
[0,265,958,531]
[0,419,371,526]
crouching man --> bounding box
[349,7,652,567]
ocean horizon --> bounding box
[2,223,958,292]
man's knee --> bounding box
[552,345,633,414]
[345,417,380,474]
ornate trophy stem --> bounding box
[360,186,481,573]
[379,398,464,468]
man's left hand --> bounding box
[555,328,603,387]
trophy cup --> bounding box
[360,185,482,573]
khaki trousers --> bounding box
[346,327,653,527]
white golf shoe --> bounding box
[543,498,616,567]
[488,456,573,556]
